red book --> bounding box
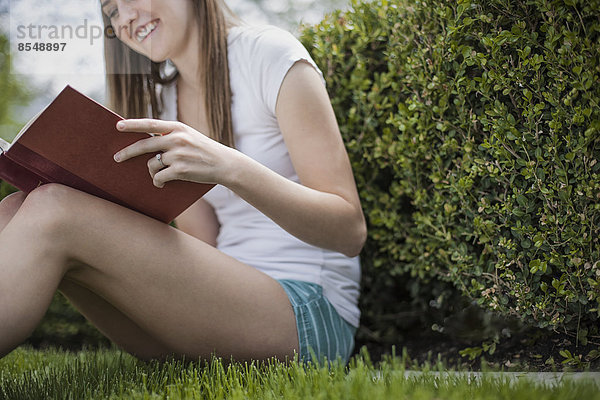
[0,85,214,223]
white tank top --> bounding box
[159,25,361,328]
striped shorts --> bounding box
[277,279,357,364]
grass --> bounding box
[1,347,599,400]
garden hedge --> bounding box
[301,0,600,348]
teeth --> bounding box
[136,21,157,42]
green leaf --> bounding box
[529,259,541,274]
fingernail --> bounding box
[113,153,121,162]
[117,121,125,130]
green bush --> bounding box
[301,0,600,348]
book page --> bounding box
[0,138,10,152]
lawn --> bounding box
[1,347,599,399]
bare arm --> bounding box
[224,61,366,257]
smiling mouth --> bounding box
[136,20,158,43]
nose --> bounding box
[115,0,138,37]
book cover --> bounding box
[0,85,214,223]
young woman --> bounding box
[0,0,366,363]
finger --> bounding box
[152,166,179,189]
[114,136,167,163]
[147,152,169,173]
[147,155,162,178]
[116,119,179,135]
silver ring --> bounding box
[156,153,166,169]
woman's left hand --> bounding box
[113,119,235,188]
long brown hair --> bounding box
[102,1,238,147]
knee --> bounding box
[24,183,78,207]
[0,190,27,216]
[18,184,77,229]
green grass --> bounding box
[1,347,599,400]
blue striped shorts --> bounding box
[277,279,357,364]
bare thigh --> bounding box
[6,184,299,360]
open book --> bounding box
[0,85,213,223]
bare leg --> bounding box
[0,184,298,360]
[57,279,174,360]
[0,191,179,359]
[0,191,26,229]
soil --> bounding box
[356,328,600,372]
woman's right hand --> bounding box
[113,119,239,188]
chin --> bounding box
[146,53,169,63]
[129,46,168,63]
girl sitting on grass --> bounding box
[0,0,366,363]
